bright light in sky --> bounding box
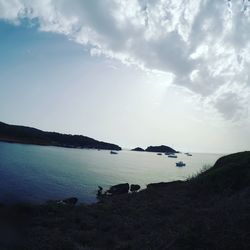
[0,0,250,153]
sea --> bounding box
[0,141,223,204]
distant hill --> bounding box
[145,145,176,153]
[0,121,121,150]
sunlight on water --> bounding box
[0,142,222,204]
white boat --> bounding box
[168,155,177,158]
[110,151,118,154]
[176,161,186,167]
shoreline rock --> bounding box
[130,184,141,192]
[106,183,129,195]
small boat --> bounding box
[168,155,177,158]
[110,151,118,154]
[185,153,192,156]
[157,153,162,155]
[176,161,186,167]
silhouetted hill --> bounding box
[0,121,121,150]
[145,145,177,153]
[188,151,250,194]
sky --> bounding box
[0,0,250,153]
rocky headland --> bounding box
[0,121,121,151]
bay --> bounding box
[0,142,222,204]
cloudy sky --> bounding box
[0,0,250,153]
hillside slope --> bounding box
[0,121,121,150]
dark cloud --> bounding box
[213,91,247,120]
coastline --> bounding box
[1,151,250,249]
[0,121,122,151]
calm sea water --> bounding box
[0,142,222,204]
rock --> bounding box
[131,147,144,152]
[97,186,103,197]
[107,183,129,195]
[130,184,141,192]
[62,197,78,206]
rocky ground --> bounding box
[0,152,250,250]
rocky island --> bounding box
[145,145,177,153]
[0,121,121,151]
[131,145,177,153]
[131,147,145,151]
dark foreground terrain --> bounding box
[0,152,250,250]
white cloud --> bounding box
[1,0,250,120]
